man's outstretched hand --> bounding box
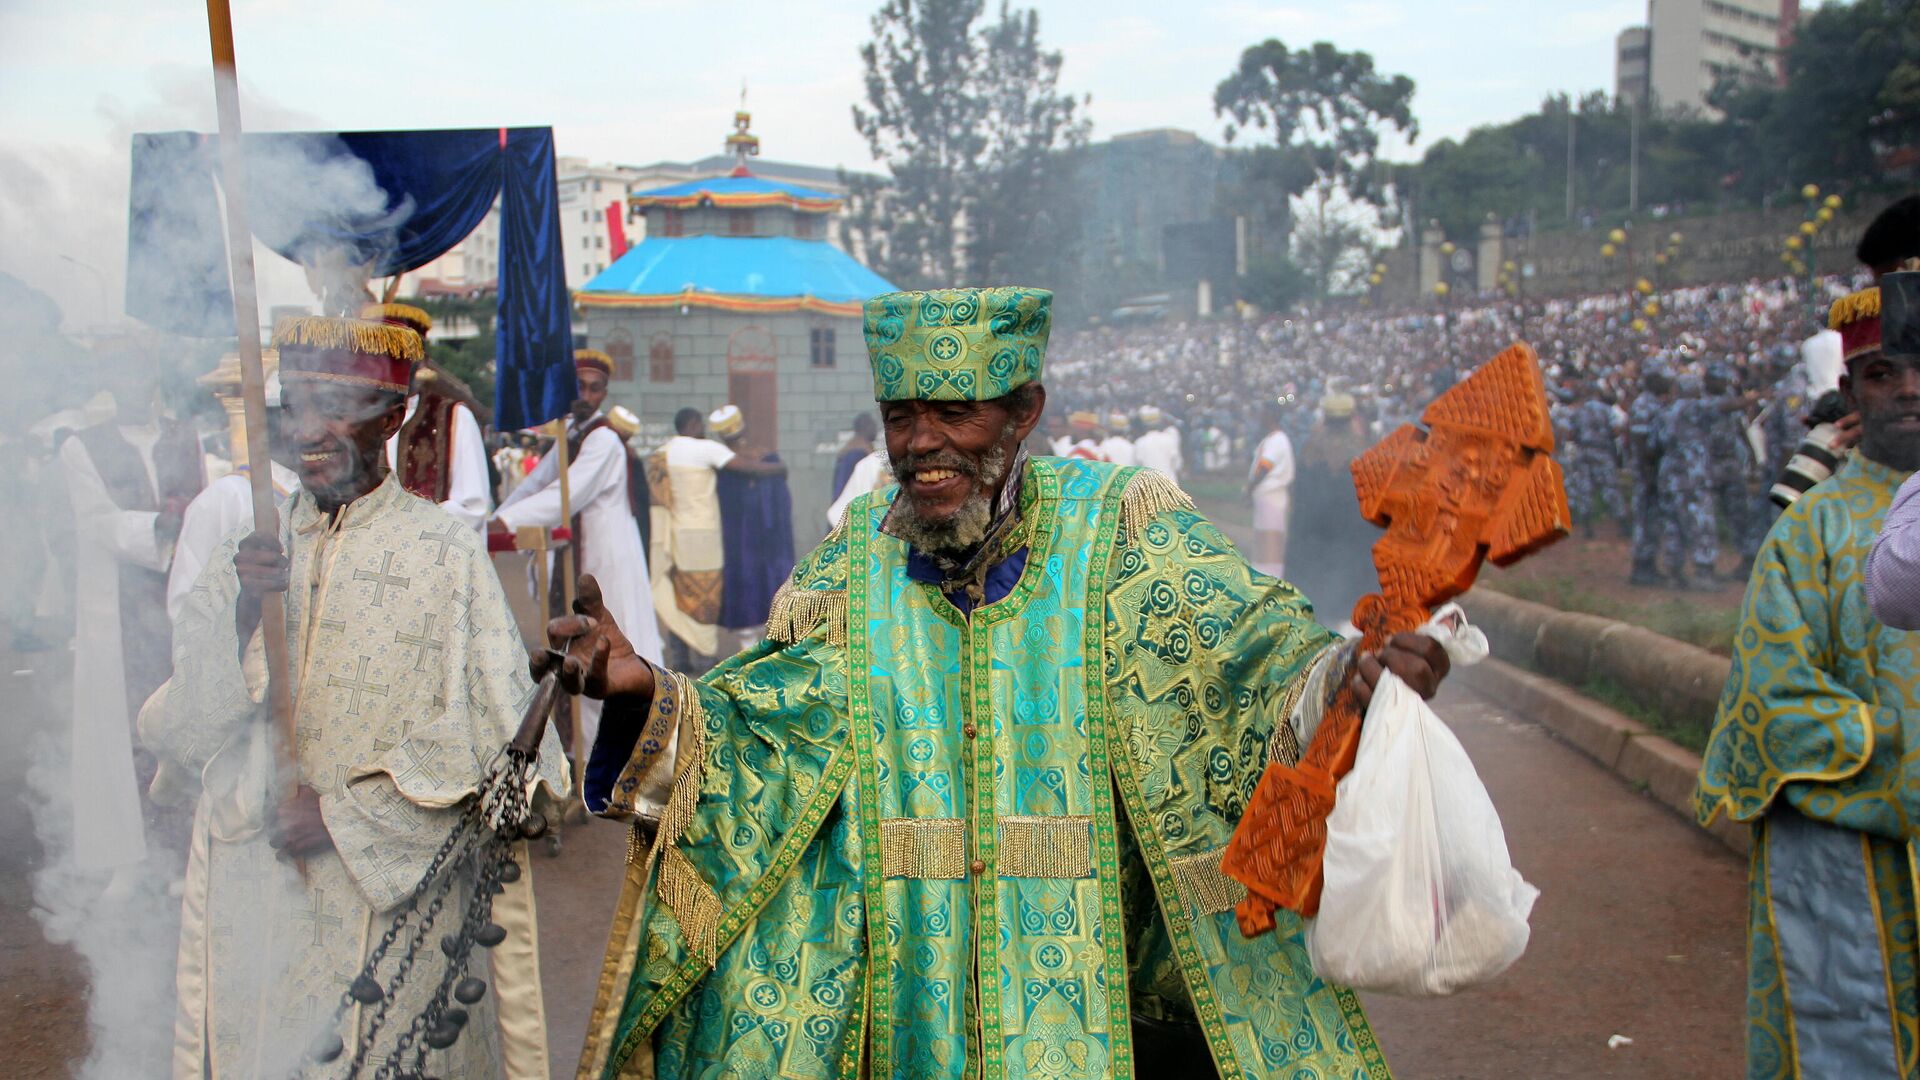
[534,574,656,703]
[1347,631,1451,708]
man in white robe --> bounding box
[1246,403,1296,579]
[166,368,298,624]
[148,316,566,1079]
[645,406,784,668]
[493,349,664,749]
[826,447,889,528]
[62,357,204,885]
[365,303,491,532]
[1133,404,1184,486]
[1099,409,1138,466]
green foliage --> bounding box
[1240,252,1311,312]
[1711,0,1919,194]
[844,0,1089,291]
[1213,38,1417,209]
[1405,0,1920,242]
[1579,677,1709,753]
[1487,574,1738,656]
[410,294,497,406]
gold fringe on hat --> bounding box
[360,302,433,335]
[272,315,425,362]
[765,581,848,648]
[1829,286,1881,330]
[575,348,614,368]
[1118,466,1194,538]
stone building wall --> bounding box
[585,305,877,549]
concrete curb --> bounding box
[1463,589,1732,748]
[1459,656,1750,857]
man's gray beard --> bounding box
[889,442,1011,557]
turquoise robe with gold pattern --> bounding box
[1696,454,1920,1079]
[577,457,1390,1080]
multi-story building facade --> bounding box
[1615,26,1652,107]
[1645,0,1794,116]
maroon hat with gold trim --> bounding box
[575,348,614,378]
[273,316,423,394]
[1830,287,1882,364]
[360,302,433,342]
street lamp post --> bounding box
[1786,185,1843,329]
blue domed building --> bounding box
[576,113,896,537]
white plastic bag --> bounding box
[1304,608,1537,996]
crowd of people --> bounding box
[9,183,1919,1079]
[1042,268,1874,588]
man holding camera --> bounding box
[1697,277,1920,1080]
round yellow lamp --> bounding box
[1601,243,1617,258]
[1440,241,1456,256]
[1374,263,1388,275]
[1799,220,1818,236]
[1636,278,1654,294]
[1825,194,1843,210]
[1655,253,1668,266]
[1817,207,1834,224]
[1644,300,1660,317]
[1786,236,1803,251]
[1433,281,1450,298]
[1608,228,1627,245]
[1802,183,1820,201]
[1631,318,1648,333]
[1669,231,1684,245]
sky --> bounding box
[0,0,1649,331]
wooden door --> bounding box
[726,325,778,447]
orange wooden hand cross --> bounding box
[1219,342,1570,936]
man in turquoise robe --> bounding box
[1697,284,1920,1079]
[552,287,1450,1080]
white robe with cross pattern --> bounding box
[149,474,568,1079]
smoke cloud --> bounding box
[1,67,408,1078]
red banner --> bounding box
[606,202,628,260]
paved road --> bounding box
[529,680,1751,1079]
[1361,682,1747,1079]
[1,654,1749,1079]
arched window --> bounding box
[648,332,675,383]
[604,327,636,381]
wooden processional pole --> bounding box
[552,421,584,811]
[204,0,299,801]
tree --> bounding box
[1212,38,1417,212]
[413,293,497,409]
[966,6,1089,288]
[844,0,1089,290]
[1290,185,1372,305]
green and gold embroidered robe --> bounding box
[1696,454,1920,1079]
[579,457,1390,1080]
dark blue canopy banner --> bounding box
[126,126,574,432]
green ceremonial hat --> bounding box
[864,286,1050,402]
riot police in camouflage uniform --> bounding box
[1567,387,1626,537]
[1627,366,1672,585]
[1703,363,1759,558]
[1657,370,1721,589]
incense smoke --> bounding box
[0,73,406,1077]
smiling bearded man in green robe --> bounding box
[552,287,1450,1080]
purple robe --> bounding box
[717,455,795,629]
